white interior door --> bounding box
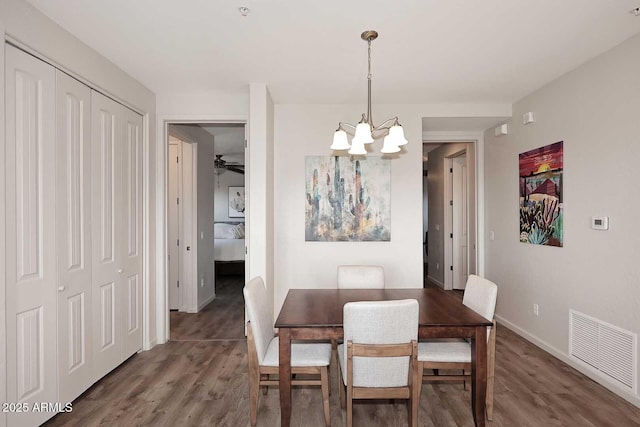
[452,154,468,290]
[168,142,181,310]
[5,44,58,426]
[55,70,93,403]
[121,107,143,358]
[91,90,123,379]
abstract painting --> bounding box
[519,141,563,246]
[305,156,390,241]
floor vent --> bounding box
[569,309,637,392]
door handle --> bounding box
[186,246,190,251]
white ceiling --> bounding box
[25,0,640,105]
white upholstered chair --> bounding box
[418,274,498,420]
[337,265,385,289]
[243,276,331,426]
[338,299,420,427]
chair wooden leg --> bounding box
[486,322,497,420]
[249,366,260,426]
[346,385,353,427]
[260,374,269,395]
[463,369,469,390]
[338,364,346,409]
[321,367,331,427]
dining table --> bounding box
[274,287,493,427]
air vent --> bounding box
[569,310,637,392]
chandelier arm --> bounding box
[372,117,400,133]
[339,122,358,135]
[366,38,373,128]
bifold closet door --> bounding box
[91,91,124,379]
[91,91,143,379]
[5,44,58,427]
[120,107,143,358]
[56,71,93,404]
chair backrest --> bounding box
[463,275,498,339]
[337,265,385,289]
[243,276,275,365]
[343,299,418,387]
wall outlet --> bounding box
[533,303,539,316]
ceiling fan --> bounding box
[214,154,244,175]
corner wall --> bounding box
[484,33,640,404]
[272,104,508,311]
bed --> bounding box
[214,222,245,262]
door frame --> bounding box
[156,115,247,343]
[423,132,486,287]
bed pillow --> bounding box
[232,223,245,239]
[214,223,236,239]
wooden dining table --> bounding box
[274,288,493,427]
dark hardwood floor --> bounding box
[44,276,640,426]
[170,273,246,341]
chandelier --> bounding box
[330,30,408,155]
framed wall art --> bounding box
[519,141,563,247]
[305,156,390,241]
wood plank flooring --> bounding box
[44,276,640,426]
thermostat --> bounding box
[591,216,609,230]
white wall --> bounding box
[272,104,507,311]
[248,84,275,319]
[484,33,640,405]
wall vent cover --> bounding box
[569,309,637,392]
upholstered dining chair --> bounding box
[337,265,385,289]
[418,274,498,420]
[243,276,331,426]
[338,299,420,427]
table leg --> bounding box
[279,328,292,427]
[471,326,487,427]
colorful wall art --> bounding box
[519,141,563,246]
[305,156,391,241]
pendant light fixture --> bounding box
[330,30,408,155]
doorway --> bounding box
[423,142,477,290]
[166,122,247,341]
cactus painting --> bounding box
[519,141,563,247]
[305,156,390,241]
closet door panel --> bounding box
[5,44,57,427]
[91,91,122,379]
[121,107,143,358]
[56,71,93,403]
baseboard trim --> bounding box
[198,293,216,311]
[427,275,445,289]
[495,314,640,408]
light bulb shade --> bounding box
[348,139,367,155]
[353,122,374,144]
[388,124,408,146]
[380,135,401,154]
[330,129,350,150]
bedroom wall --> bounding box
[214,171,246,222]
[484,32,640,405]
